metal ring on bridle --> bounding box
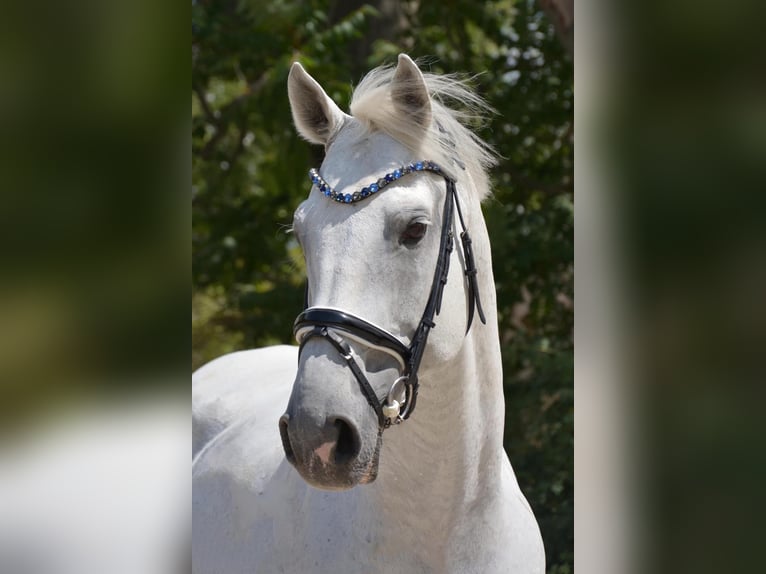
[381,376,409,423]
[386,376,408,406]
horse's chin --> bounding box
[297,461,379,491]
[294,437,381,491]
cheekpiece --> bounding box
[309,160,443,204]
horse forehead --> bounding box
[297,139,417,230]
[295,125,436,240]
[321,127,411,188]
[297,177,436,243]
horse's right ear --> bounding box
[390,54,432,129]
[288,63,346,146]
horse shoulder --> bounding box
[191,346,315,572]
[193,414,380,573]
[192,345,297,457]
[443,454,545,574]
[495,457,546,574]
[192,407,312,573]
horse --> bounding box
[192,54,545,574]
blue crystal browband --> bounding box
[309,160,444,204]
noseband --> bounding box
[293,161,485,430]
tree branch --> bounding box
[193,82,217,125]
[197,70,271,160]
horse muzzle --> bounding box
[279,411,381,490]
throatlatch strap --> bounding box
[449,179,486,333]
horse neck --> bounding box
[368,196,506,533]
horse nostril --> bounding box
[331,417,361,465]
[278,414,296,464]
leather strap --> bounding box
[299,326,386,427]
[295,308,410,361]
[450,178,486,333]
[399,175,457,420]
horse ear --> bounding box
[288,62,346,145]
[390,54,432,128]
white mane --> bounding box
[349,63,498,200]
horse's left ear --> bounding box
[288,62,347,145]
[390,54,432,128]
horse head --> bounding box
[279,55,494,490]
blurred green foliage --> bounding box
[192,0,572,571]
[0,0,187,435]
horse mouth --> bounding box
[289,431,382,491]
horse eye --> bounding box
[400,221,428,246]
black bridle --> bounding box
[293,160,485,430]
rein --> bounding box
[293,161,485,429]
